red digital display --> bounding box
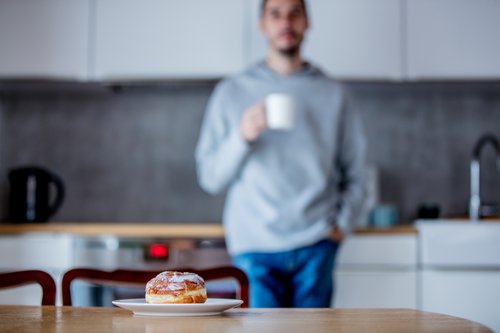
[148,243,169,260]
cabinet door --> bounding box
[337,234,417,266]
[247,0,403,80]
[407,0,500,79]
[94,0,245,80]
[422,270,500,332]
[0,234,72,305]
[0,284,42,306]
[0,0,90,80]
[333,234,418,308]
[0,234,73,270]
[334,270,417,308]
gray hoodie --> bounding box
[195,61,366,255]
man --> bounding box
[195,0,366,307]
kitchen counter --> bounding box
[0,223,417,237]
[354,225,417,234]
[0,223,226,238]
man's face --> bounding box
[260,0,309,56]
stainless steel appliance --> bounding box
[71,236,234,306]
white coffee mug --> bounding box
[265,94,295,130]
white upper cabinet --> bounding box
[247,0,403,80]
[2,0,499,81]
[407,0,500,80]
[94,0,245,80]
[305,0,403,80]
[0,0,90,80]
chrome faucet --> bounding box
[469,134,500,221]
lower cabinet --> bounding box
[332,234,418,308]
[334,270,417,308]
[421,270,500,332]
[0,283,42,306]
[0,233,73,305]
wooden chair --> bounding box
[62,266,249,307]
[0,270,57,305]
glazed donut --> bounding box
[145,271,207,304]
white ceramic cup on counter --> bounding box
[265,93,295,130]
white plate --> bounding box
[112,298,243,317]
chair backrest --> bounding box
[62,266,249,307]
[0,270,56,305]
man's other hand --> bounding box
[330,225,344,243]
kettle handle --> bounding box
[47,172,65,219]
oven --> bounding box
[71,236,234,306]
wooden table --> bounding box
[0,306,493,333]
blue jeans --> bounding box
[233,239,339,308]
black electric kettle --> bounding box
[8,166,65,222]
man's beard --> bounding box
[278,45,300,57]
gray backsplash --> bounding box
[0,82,499,224]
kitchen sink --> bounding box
[415,219,500,267]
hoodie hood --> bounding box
[247,60,325,82]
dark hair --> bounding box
[261,0,307,17]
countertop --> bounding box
[0,223,225,238]
[0,223,417,237]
